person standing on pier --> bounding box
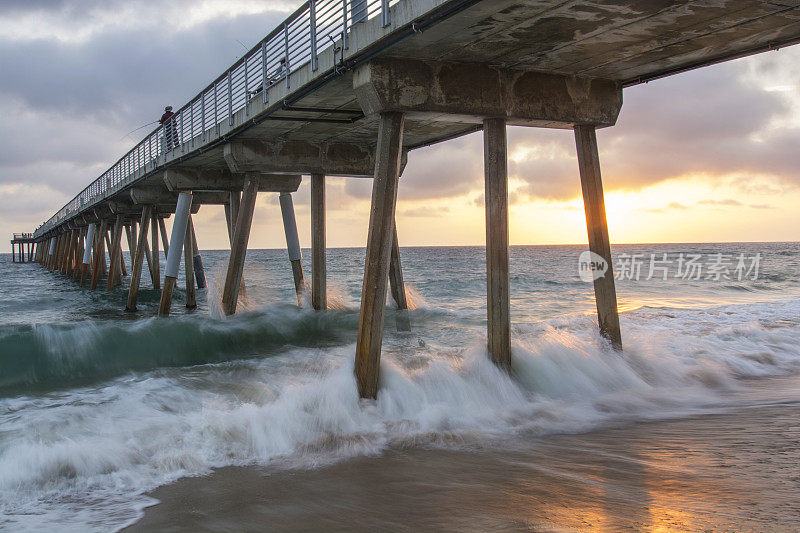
[160,106,176,152]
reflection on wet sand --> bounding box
[128,402,800,532]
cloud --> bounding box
[698,199,744,207]
[645,201,689,213]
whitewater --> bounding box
[1,243,799,531]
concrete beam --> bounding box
[164,167,301,193]
[353,58,623,128]
[223,140,381,178]
[130,188,231,206]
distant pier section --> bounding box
[10,233,35,263]
[11,0,800,398]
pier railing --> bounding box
[34,0,398,238]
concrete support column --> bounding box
[158,192,192,317]
[183,217,196,308]
[279,192,305,305]
[484,117,511,370]
[574,124,622,349]
[90,220,108,290]
[311,173,326,311]
[126,206,152,311]
[107,215,125,290]
[11,243,15,263]
[222,178,258,316]
[388,226,410,331]
[189,217,206,289]
[151,213,161,289]
[81,223,96,286]
[355,111,404,399]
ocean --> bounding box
[1,242,799,531]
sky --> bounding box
[1,1,799,253]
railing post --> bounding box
[310,0,318,71]
[244,58,250,116]
[227,70,233,126]
[214,81,219,134]
[342,0,348,49]
[382,0,391,27]
[190,102,195,147]
[261,41,269,105]
[201,90,206,142]
[284,23,291,89]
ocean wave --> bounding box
[0,307,359,397]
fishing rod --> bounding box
[119,120,160,140]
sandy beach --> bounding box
[127,398,800,532]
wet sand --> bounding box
[127,403,800,532]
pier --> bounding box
[13,0,800,398]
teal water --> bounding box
[1,243,799,531]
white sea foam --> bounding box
[2,299,800,531]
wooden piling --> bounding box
[107,215,125,290]
[90,220,108,289]
[151,214,161,289]
[126,206,152,312]
[225,192,247,299]
[189,217,206,290]
[354,111,405,399]
[183,218,196,308]
[125,224,136,272]
[73,228,84,281]
[311,173,326,311]
[279,192,305,305]
[388,226,410,332]
[574,124,622,350]
[158,217,169,259]
[484,117,511,370]
[158,192,192,317]
[80,223,96,286]
[221,178,257,316]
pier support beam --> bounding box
[184,216,196,308]
[222,177,258,316]
[126,206,152,312]
[151,213,161,289]
[484,118,511,370]
[189,217,206,290]
[388,226,410,332]
[90,220,108,290]
[355,111,404,399]
[311,173,326,311]
[574,125,622,350]
[107,215,125,290]
[80,223,96,286]
[225,191,247,299]
[47,238,55,269]
[158,217,169,259]
[158,192,192,317]
[279,192,304,305]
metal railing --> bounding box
[34,0,398,238]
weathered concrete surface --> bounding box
[164,169,301,193]
[223,140,378,178]
[354,58,622,128]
